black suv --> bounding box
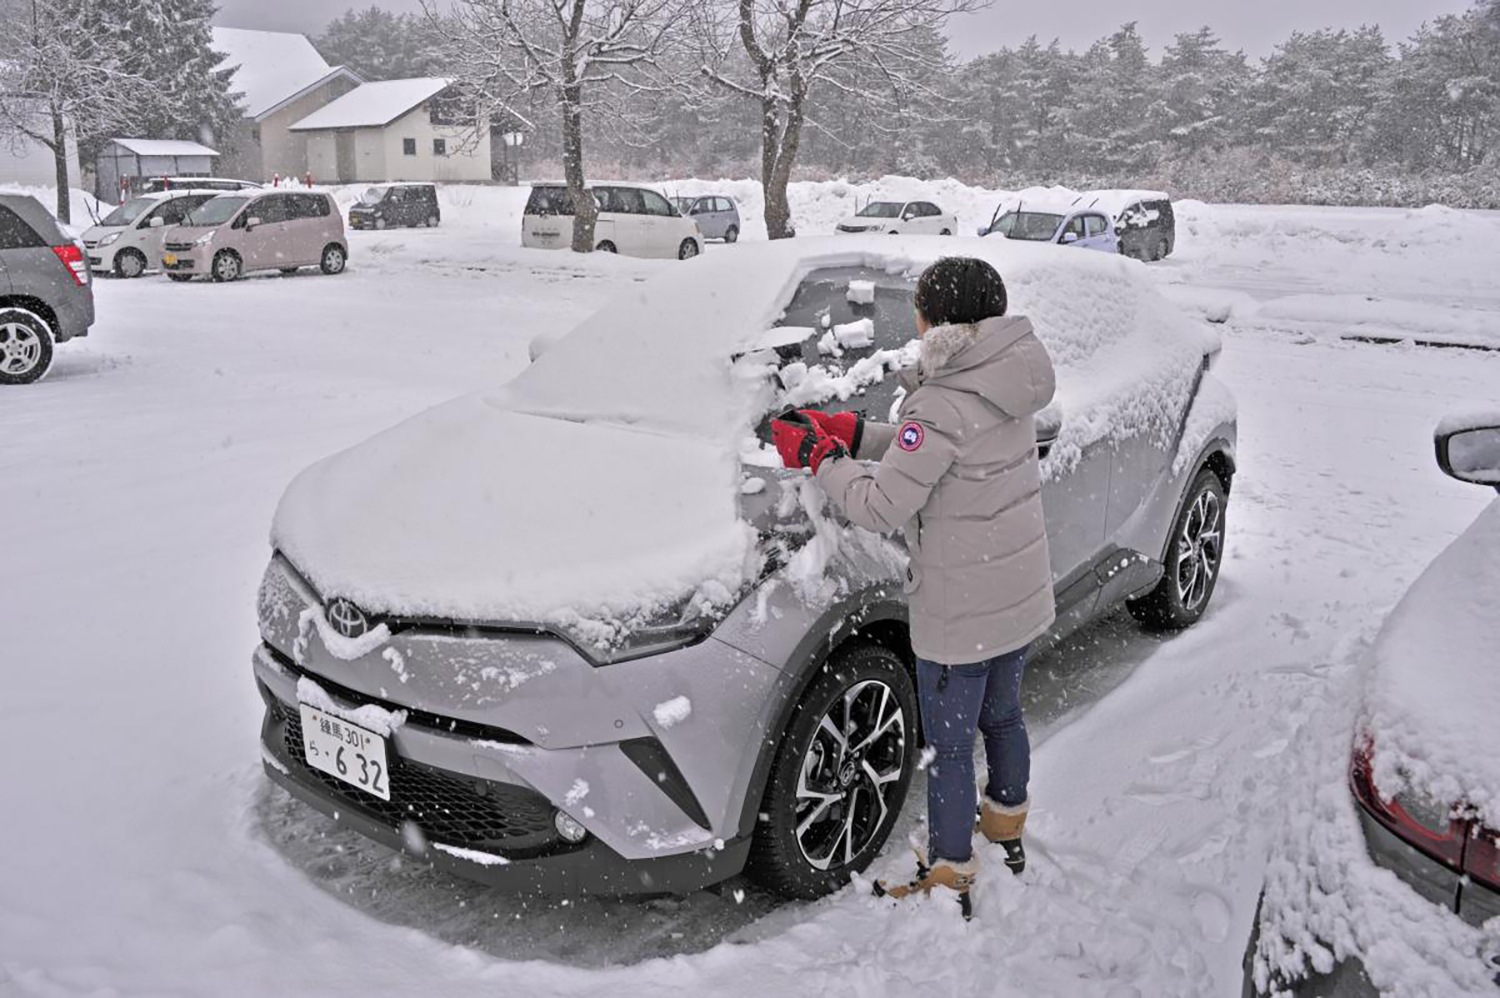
[1113,196,1176,261]
[348,184,441,230]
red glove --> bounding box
[801,409,864,456]
[773,412,848,473]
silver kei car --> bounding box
[253,236,1237,899]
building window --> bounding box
[250,126,261,144]
[433,138,447,157]
[402,138,416,156]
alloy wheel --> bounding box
[0,321,43,377]
[679,239,699,260]
[118,252,145,278]
[1175,490,1223,611]
[794,679,906,871]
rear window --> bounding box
[0,205,46,249]
[526,186,575,216]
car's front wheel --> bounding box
[114,249,147,279]
[596,240,617,253]
[1129,468,1227,629]
[211,250,241,282]
[0,308,55,385]
[747,641,917,899]
[678,239,699,260]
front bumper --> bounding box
[256,660,750,895]
[161,244,210,274]
[348,212,379,230]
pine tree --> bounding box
[1156,27,1250,155]
[316,7,446,82]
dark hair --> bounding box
[914,257,1008,326]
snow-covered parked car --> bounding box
[1082,189,1176,261]
[978,200,1119,254]
[1244,413,1500,997]
[80,189,224,278]
[252,236,1236,899]
[522,183,704,259]
[835,200,957,236]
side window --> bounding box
[0,205,45,249]
[594,188,618,214]
[153,198,196,225]
[641,190,673,217]
[402,138,417,156]
[1064,215,1086,238]
[919,202,938,217]
[254,196,291,224]
[1084,214,1107,237]
[614,188,646,215]
[718,198,733,213]
[389,187,407,204]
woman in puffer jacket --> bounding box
[772,256,1056,919]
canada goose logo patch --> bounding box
[898,422,924,452]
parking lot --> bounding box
[3,190,1499,995]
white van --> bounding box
[522,184,704,260]
[81,190,225,278]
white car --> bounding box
[979,203,1119,254]
[1245,412,1500,997]
[835,200,957,236]
[522,183,704,260]
[81,190,227,278]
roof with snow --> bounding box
[212,27,344,120]
[108,138,220,158]
[289,78,453,131]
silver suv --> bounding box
[253,238,1236,898]
[0,193,95,385]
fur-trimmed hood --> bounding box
[906,315,1054,419]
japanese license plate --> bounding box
[298,703,390,801]
[163,253,178,266]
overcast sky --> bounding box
[217,0,1475,59]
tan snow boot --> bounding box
[977,795,1028,875]
[872,847,978,920]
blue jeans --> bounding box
[917,647,1029,864]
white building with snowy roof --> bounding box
[94,138,220,198]
[289,78,492,184]
[210,27,363,185]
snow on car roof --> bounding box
[289,78,452,131]
[212,27,341,119]
[1365,499,1500,826]
[1081,189,1172,217]
[273,236,1215,630]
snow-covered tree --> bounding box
[1248,27,1391,166]
[88,0,242,156]
[318,6,450,81]
[1154,27,1250,155]
[1064,23,1158,173]
[0,0,149,222]
[439,0,682,252]
[697,0,983,238]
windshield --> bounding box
[856,202,903,219]
[993,211,1064,241]
[99,197,156,227]
[358,187,388,206]
[181,196,249,227]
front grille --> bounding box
[83,239,98,249]
[164,241,195,252]
[268,697,560,855]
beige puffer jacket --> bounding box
[816,315,1057,665]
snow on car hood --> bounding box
[273,237,1215,630]
[1365,498,1500,825]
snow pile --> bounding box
[1363,500,1500,826]
[652,696,692,729]
[846,279,876,304]
[0,184,112,236]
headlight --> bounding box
[192,232,214,246]
[98,232,121,247]
[555,588,740,665]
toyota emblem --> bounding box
[326,598,371,640]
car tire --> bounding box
[596,240,617,253]
[940,228,952,236]
[211,250,242,282]
[1152,237,1167,262]
[678,239,699,260]
[724,225,739,243]
[166,273,193,283]
[0,308,55,385]
[746,641,917,900]
[320,243,347,275]
[1128,468,1227,630]
[114,249,147,279]
[426,215,439,228]
[279,267,299,275]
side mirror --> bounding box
[246,217,262,230]
[1435,418,1500,490]
[976,226,989,237]
[1035,406,1062,461]
[1060,231,1079,244]
[144,216,164,228]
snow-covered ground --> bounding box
[2,181,1498,997]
